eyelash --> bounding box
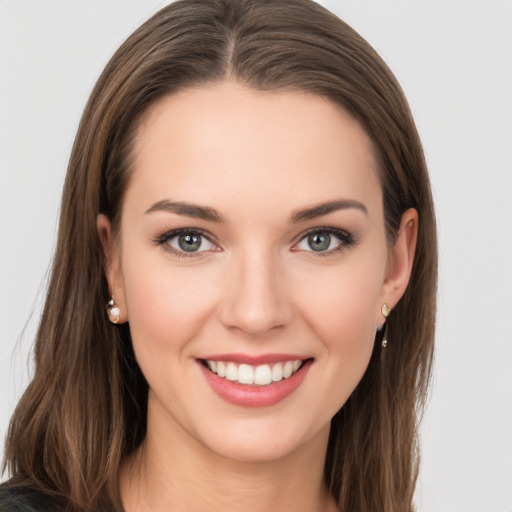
[154,226,356,258]
[295,226,356,257]
[154,228,217,259]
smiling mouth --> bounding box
[200,359,311,386]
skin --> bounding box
[98,81,417,512]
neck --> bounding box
[120,407,337,512]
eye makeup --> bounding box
[153,225,357,260]
[291,226,357,257]
[153,227,220,259]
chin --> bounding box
[189,414,331,465]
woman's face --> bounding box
[101,82,415,463]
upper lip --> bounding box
[197,353,312,365]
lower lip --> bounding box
[198,360,312,408]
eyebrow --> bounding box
[144,198,367,223]
[144,200,225,222]
[290,199,368,223]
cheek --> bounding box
[279,258,384,430]
[292,258,384,390]
[295,259,384,338]
[120,253,218,365]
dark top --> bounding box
[0,486,55,512]
[0,485,119,511]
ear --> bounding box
[97,214,128,323]
[379,208,418,321]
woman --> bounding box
[1,0,437,510]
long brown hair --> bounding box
[3,1,437,510]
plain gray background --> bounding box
[1,1,511,510]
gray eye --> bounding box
[178,233,202,252]
[307,232,331,251]
[296,230,346,253]
[167,232,215,253]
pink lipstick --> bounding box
[197,354,313,407]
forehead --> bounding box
[126,81,381,220]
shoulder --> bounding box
[0,485,56,512]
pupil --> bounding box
[178,233,201,252]
[308,232,330,251]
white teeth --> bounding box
[271,363,283,382]
[283,361,293,379]
[205,359,304,386]
[254,364,272,386]
[238,364,254,385]
[216,361,226,377]
[226,362,238,381]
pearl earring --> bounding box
[381,303,392,347]
[106,296,121,324]
[381,303,392,318]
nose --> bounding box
[218,248,293,336]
